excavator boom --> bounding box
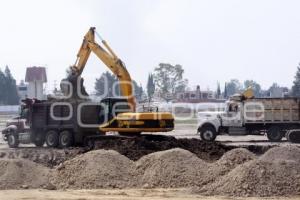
[65,27,135,111]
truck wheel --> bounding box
[200,126,217,142]
[267,126,283,142]
[59,130,73,148]
[46,130,59,147]
[33,134,45,147]
[8,132,19,148]
[286,131,300,143]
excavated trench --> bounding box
[0,136,274,167]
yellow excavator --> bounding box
[61,27,174,134]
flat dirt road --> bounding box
[0,189,299,200]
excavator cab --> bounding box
[99,97,131,122]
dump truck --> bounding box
[0,98,121,147]
[197,91,300,143]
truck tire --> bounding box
[8,132,19,148]
[267,126,283,142]
[286,131,300,143]
[59,130,73,148]
[46,130,59,147]
[33,134,45,147]
[200,125,217,142]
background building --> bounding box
[25,66,47,100]
[176,85,225,103]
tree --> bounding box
[153,63,187,100]
[132,80,144,101]
[3,66,19,105]
[244,80,261,97]
[94,71,144,101]
[95,71,120,97]
[292,64,300,97]
[223,82,228,99]
[226,79,242,97]
[146,73,155,102]
[216,82,221,99]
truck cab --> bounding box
[197,98,245,141]
[1,104,33,147]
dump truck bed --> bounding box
[244,98,300,123]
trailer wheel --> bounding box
[7,131,19,148]
[46,130,59,147]
[267,126,283,142]
[59,130,73,148]
[200,125,217,142]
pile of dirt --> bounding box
[202,148,256,185]
[51,150,137,189]
[200,159,300,197]
[136,148,208,188]
[0,159,51,189]
[94,135,232,162]
[260,146,300,163]
[2,144,300,197]
[0,148,85,168]
[216,148,256,167]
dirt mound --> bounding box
[214,148,256,171]
[94,135,232,162]
[260,146,300,163]
[51,150,137,189]
[200,159,300,197]
[136,148,208,188]
[0,148,85,168]
[0,159,51,189]
[201,148,256,185]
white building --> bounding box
[25,66,47,100]
[17,80,28,100]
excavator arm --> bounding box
[66,27,136,111]
[61,27,174,133]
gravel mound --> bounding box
[200,159,300,197]
[260,146,300,163]
[0,159,51,189]
[201,148,256,185]
[136,148,208,188]
[51,150,137,189]
[216,148,256,167]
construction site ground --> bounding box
[1,115,300,199]
[1,189,299,200]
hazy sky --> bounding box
[0,0,300,93]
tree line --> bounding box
[94,63,187,102]
[0,66,19,105]
[93,62,300,102]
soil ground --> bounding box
[1,115,300,199]
[0,189,299,200]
